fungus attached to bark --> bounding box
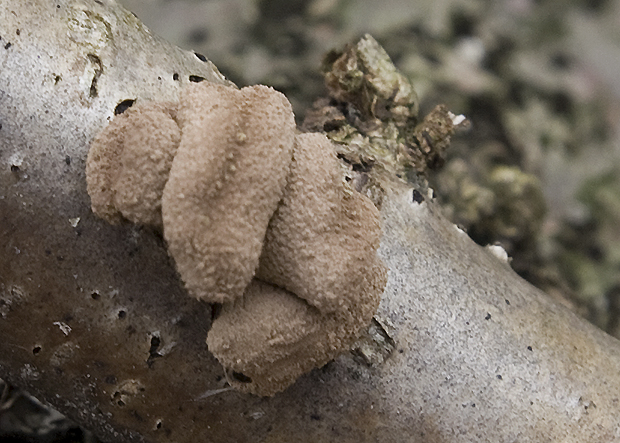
[163,83,295,304]
[207,274,386,396]
[85,81,387,396]
[86,102,180,227]
[257,132,385,313]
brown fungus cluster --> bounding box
[86,82,387,396]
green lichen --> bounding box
[323,34,419,127]
[305,34,465,180]
[435,162,546,250]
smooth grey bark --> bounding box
[1,1,619,442]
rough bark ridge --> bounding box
[1,1,619,442]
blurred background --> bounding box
[3,0,620,441]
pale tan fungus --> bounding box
[85,82,387,396]
[207,270,386,396]
[256,132,386,313]
[86,102,180,227]
[162,83,295,304]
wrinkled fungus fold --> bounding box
[207,274,385,396]
[86,102,180,227]
[163,84,295,304]
[86,81,386,396]
[257,132,385,314]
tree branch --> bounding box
[1,1,619,442]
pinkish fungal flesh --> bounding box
[162,83,295,304]
[86,82,387,396]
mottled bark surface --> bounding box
[1,1,619,442]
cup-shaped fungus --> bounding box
[86,81,387,397]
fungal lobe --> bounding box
[162,84,295,304]
[86,102,180,227]
[257,132,385,314]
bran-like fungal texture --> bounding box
[163,84,295,304]
[209,259,386,396]
[86,82,387,396]
[86,102,180,227]
[257,133,385,313]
